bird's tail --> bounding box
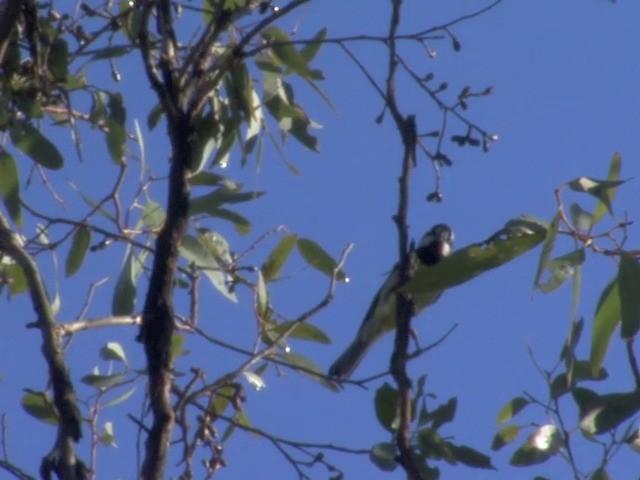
[328,337,373,380]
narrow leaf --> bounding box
[10,121,64,170]
[0,152,22,227]
[593,152,621,222]
[102,386,136,408]
[300,28,327,63]
[261,234,297,282]
[449,444,495,470]
[111,248,144,315]
[190,188,265,215]
[590,278,620,376]
[266,321,331,344]
[497,397,530,425]
[262,27,312,77]
[81,373,125,389]
[297,238,347,281]
[618,252,640,339]
[533,213,560,289]
[65,226,91,277]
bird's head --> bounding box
[415,224,454,266]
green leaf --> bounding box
[180,234,237,302]
[533,213,560,289]
[278,352,337,391]
[197,229,232,264]
[21,389,58,425]
[569,203,594,231]
[369,442,397,472]
[266,321,331,344]
[423,397,457,430]
[190,188,265,215]
[48,37,69,81]
[497,396,530,425]
[375,383,399,432]
[228,61,255,120]
[550,361,608,399]
[262,27,312,77]
[448,444,494,470]
[567,176,628,216]
[170,333,188,361]
[590,278,620,376]
[590,467,611,480]
[147,103,164,131]
[560,317,584,363]
[81,373,125,389]
[492,424,521,450]
[417,428,455,463]
[261,234,297,282]
[10,121,64,170]
[406,219,546,295]
[0,152,22,227]
[190,172,234,188]
[99,342,127,364]
[297,238,347,281]
[89,45,133,61]
[74,186,117,223]
[102,386,136,408]
[140,200,165,230]
[289,114,320,151]
[209,385,235,417]
[577,389,640,435]
[618,252,640,339]
[209,207,251,235]
[65,226,91,277]
[3,262,27,297]
[538,249,586,294]
[593,152,621,223]
[509,443,552,467]
[300,28,327,63]
[106,94,127,164]
[112,248,145,315]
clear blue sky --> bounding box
[1,1,640,479]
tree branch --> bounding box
[0,212,84,478]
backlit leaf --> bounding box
[261,234,297,282]
[593,152,621,222]
[297,238,347,281]
[590,278,620,376]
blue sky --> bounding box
[1,1,640,479]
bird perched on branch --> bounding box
[328,224,454,380]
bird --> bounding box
[328,224,454,380]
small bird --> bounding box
[328,224,454,380]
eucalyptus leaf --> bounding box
[65,226,91,277]
[10,121,64,170]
